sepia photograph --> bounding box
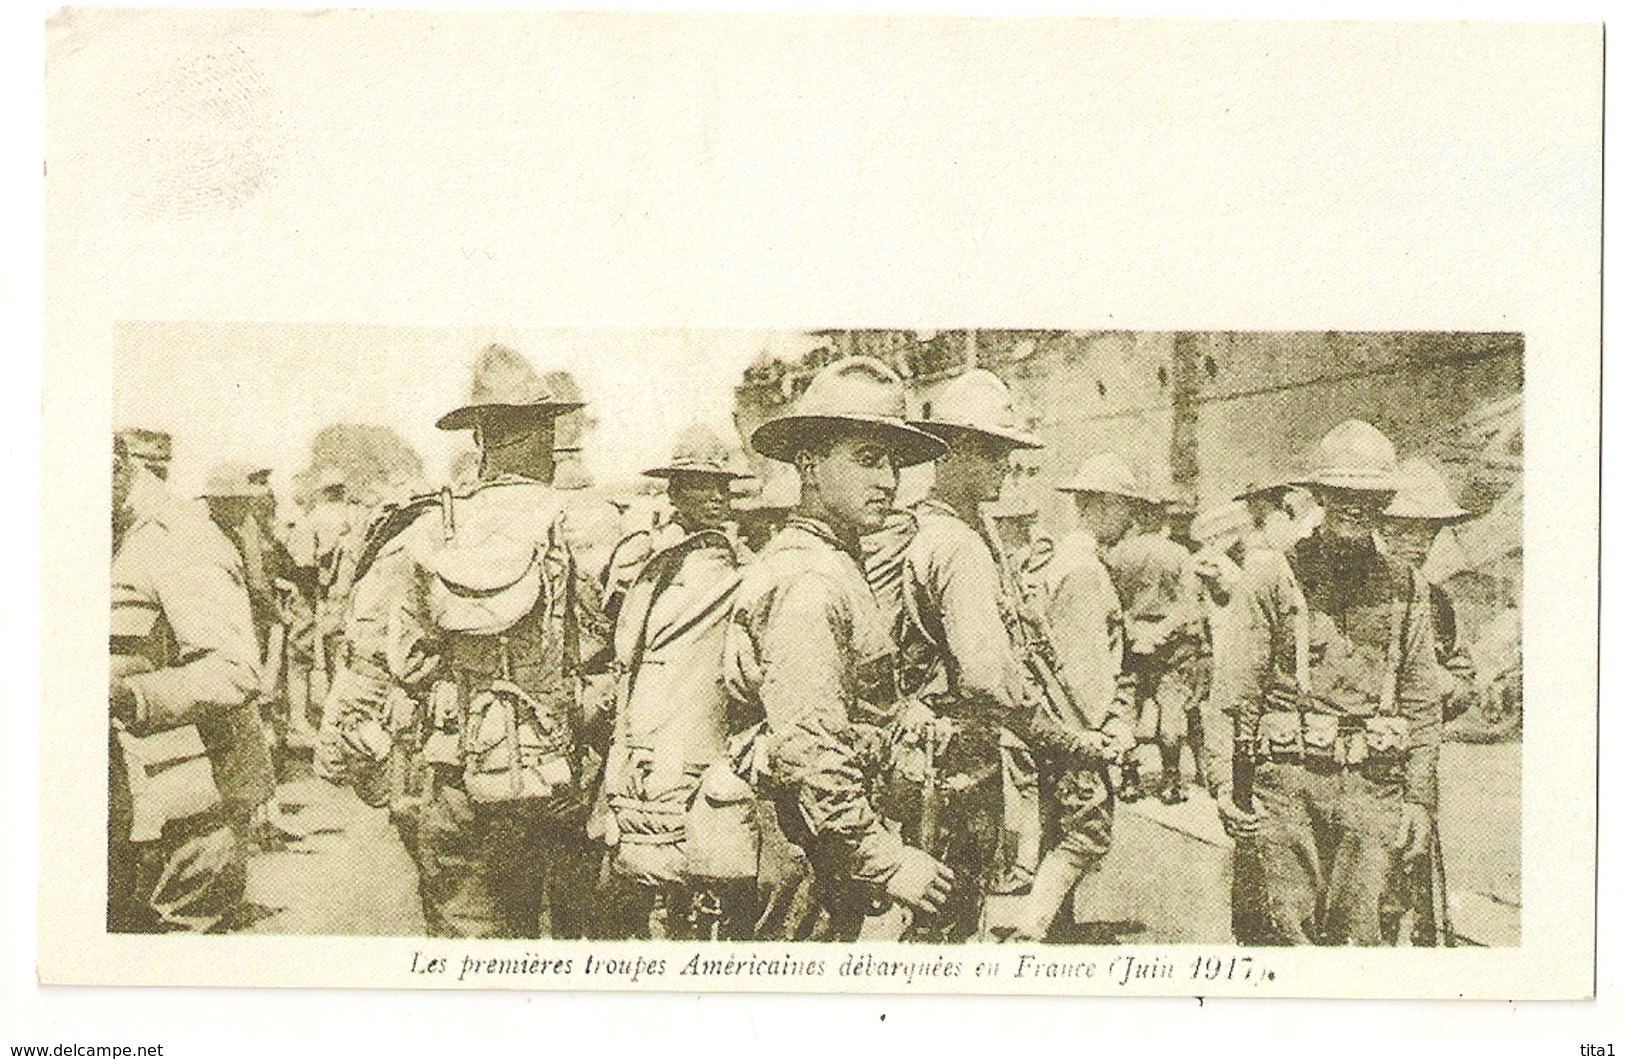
[108,325,1524,950]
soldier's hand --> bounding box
[1393,801,1432,863]
[1069,729,1110,764]
[109,675,138,726]
[886,847,955,915]
[1216,795,1261,841]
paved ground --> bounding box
[240,741,1519,945]
[241,775,425,936]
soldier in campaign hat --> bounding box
[110,434,268,931]
[1377,456,1476,945]
[601,424,752,619]
[1109,476,1212,807]
[1256,420,1448,945]
[599,424,757,939]
[860,367,1074,940]
[1006,453,1140,941]
[320,343,612,939]
[724,357,955,941]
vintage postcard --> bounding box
[39,10,1598,1002]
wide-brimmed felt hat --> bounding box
[1233,477,1297,503]
[1291,419,1400,493]
[911,368,1043,450]
[1056,452,1148,501]
[201,462,271,499]
[644,424,754,480]
[1384,457,1470,522]
[436,344,585,431]
[751,356,945,468]
[116,428,172,466]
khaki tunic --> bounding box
[113,475,269,821]
[606,528,744,878]
[723,516,907,893]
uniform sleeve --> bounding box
[1264,553,1311,715]
[758,576,905,887]
[125,526,260,729]
[1045,556,1125,736]
[1199,585,1264,801]
[919,528,1030,728]
[322,537,431,729]
[1398,571,1447,810]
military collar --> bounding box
[782,515,862,561]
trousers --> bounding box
[1253,761,1406,946]
[396,772,601,939]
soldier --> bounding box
[288,467,370,719]
[1254,420,1446,946]
[1379,456,1475,946]
[723,357,955,942]
[982,489,1047,897]
[319,344,611,939]
[1008,454,1139,942]
[881,368,1080,941]
[200,465,285,650]
[1109,500,1211,805]
[110,432,270,932]
[600,425,756,939]
[1189,491,1309,945]
[1382,458,1477,723]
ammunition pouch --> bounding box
[1253,711,1411,771]
[1255,711,1303,763]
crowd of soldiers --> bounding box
[109,341,1484,946]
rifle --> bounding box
[917,726,942,855]
[1231,748,1255,814]
[980,511,1104,760]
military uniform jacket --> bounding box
[1018,530,1133,746]
[723,516,907,888]
[605,527,744,843]
[1289,531,1446,808]
[335,476,610,763]
[883,498,1031,733]
[1205,544,1310,741]
[111,475,270,820]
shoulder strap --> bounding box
[350,492,444,585]
[1379,566,1415,716]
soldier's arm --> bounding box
[124,528,259,729]
[323,540,429,728]
[927,527,1032,730]
[1397,570,1447,810]
[759,575,905,887]
[1200,583,1269,802]
[1045,557,1123,735]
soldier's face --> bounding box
[941,431,1014,503]
[1380,518,1440,569]
[668,473,730,531]
[802,431,900,535]
[1316,487,1390,545]
[1074,492,1135,547]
